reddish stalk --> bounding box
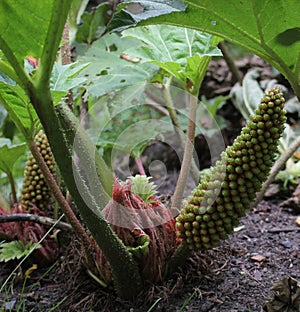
[28,138,96,270]
[171,95,198,211]
[7,171,17,204]
[136,157,146,175]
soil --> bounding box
[1,197,299,312]
[1,55,300,311]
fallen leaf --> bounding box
[263,277,300,311]
[296,216,300,227]
[280,182,300,213]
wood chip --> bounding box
[251,255,266,262]
[293,151,300,160]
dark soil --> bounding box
[1,54,300,311]
[1,197,299,311]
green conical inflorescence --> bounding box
[176,87,286,250]
[21,130,56,212]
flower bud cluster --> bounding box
[21,130,56,212]
[176,87,286,249]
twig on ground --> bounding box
[0,213,73,231]
[266,227,300,233]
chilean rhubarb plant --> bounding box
[0,0,297,301]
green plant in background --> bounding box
[75,21,223,202]
[230,70,300,190]
[276,133,300,188]
[0,0,296,302]
[109,0,300,206]
[0,139,26,203]
[110,0,300,101]
[0,240,38,263]
[118,24,223,207]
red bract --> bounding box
[96,179,177,284]
[0,204,59,266]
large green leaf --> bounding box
[110,0,300,96]
[0,139,26,174]
[108,0,187,31]
[50,61,89,105]
[180,0,300,73]
[123,25,221,63]
[78,33,158,97]
[69,0,90,43]
[76,3,111,45]
[50,62,89,91]
[0,53,19,84]
[0,1,54,67]
[0,83,37,137]
[230,70,264,120]
[0,102,7,128]
[122,25,222,86]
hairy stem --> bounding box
[163,78,200,183]
[172,95,198,210]
[136,157,146,175]
[29,92,142,298]
[28,138,96,269]
[171,51,213,211]
[32,0,142,298]
[7,171,17,204]
[55,103,113,197]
